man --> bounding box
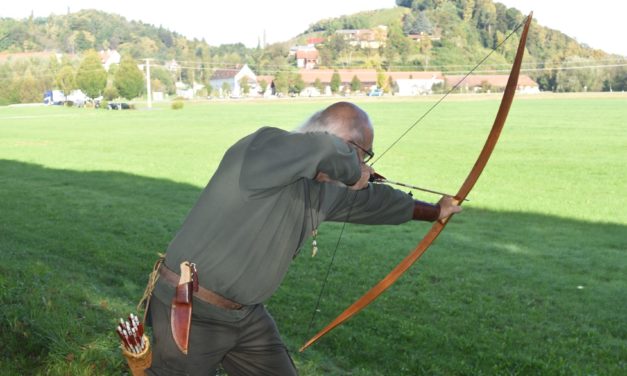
[146,102,461,375]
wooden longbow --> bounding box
[300,12,534,352]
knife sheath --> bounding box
[170,262,194,354]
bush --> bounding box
[171,100,184,110]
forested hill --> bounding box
[0,9,210,61]
[303,0,623,91]
[0,0,625,95]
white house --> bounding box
[386,72,444,96]
[166,59,180,72]
[99,49,121,71]
[174,81,206,99]
[209,64,258,97]
[395,78,444,96]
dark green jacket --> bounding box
[154,127,414,312]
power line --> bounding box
[2,62,626,83]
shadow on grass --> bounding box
[0,160,625,375]
[0,160,199,375]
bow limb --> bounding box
[299,12,533,352]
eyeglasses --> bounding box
[348,141,374,163]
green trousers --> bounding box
[146,297,297,376]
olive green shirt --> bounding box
[155,127,414,310]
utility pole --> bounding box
[145,58,152,109]
[190,63,195,99]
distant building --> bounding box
[165,59,180,72]
[306,37,325,45]
[296,69,444,95]
[335,25,388,49]
[256,75,276,96]
[408,30,441,42]
[295,47,319,69]
[391,72,444,95]
[209,64,258,97]
[99,49,121,71]
[173,81,205,99]
[444,74,539,94]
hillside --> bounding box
[0,9,204,61]
[0,0,625,105]
[302,1,623,92]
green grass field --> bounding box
[1,94,626,375]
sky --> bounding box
[3,0,626,56]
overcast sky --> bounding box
[3,0,626,56]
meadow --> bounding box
[0,94,625,375]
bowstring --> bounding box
[371,15,528,167]
[305,190,357,338]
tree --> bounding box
[404,11,433,34]
[273,71,289,95]
[290,73,305,94]
[56,65,76,99]
[74,31,93,51]
[258,79,268,94]
[0,64,14,105]
[474,0,497,48]
[114,55,144,100]
[387,76,396,94]
[330,71,341,94]
[16,69,41,103]
[461,0,475,22]
[376,71,387,91]
[239,77,250,95]
[414,11,434,34]
[103,83,119,101]
[314,78,324,92]
[76,50,107,98]
[350,75,361,92]
[221,82,231,97]
[602,66,627,91]
[480,80,492,93]
[554,56,603,92]
[150,66,176,95]
[327,34,348,64]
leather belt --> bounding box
[159,264,243,310]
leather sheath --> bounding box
[170,262,196,354]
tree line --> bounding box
[0,50,146,106]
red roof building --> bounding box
[444,74,539,93]
[295,49,320,69]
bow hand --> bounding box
[437,195,463,220]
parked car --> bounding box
[367,88,383,96]
[108,102,130,110]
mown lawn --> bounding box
[1,94,625,375]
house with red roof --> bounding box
[444,74,539,93]
[335,25,388,49]
[294,69,444,96]
[295,49,319,69]
[99,49,120,71]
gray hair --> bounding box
[294,102,372,145]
